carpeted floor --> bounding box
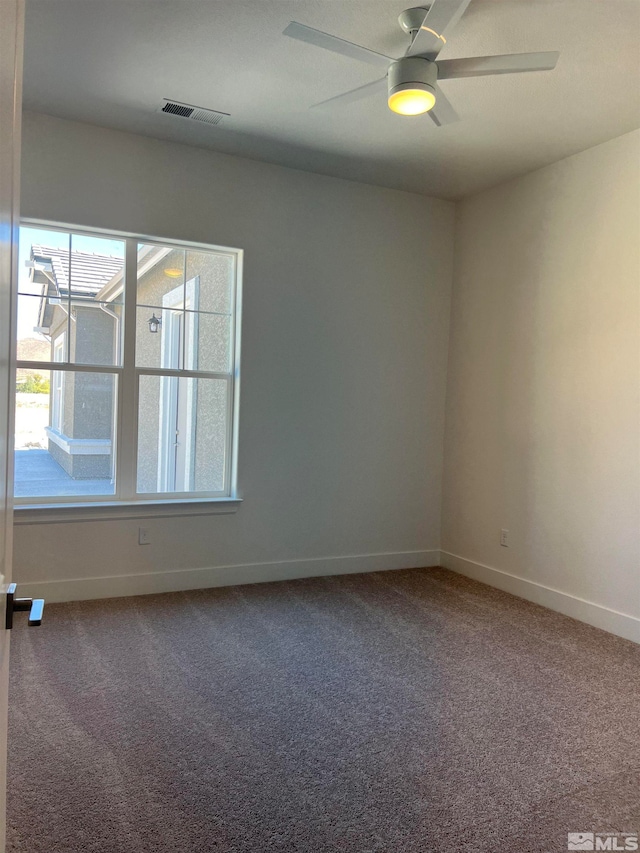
[7,567,640,852]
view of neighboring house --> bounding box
[30,244,124,479]
[26,241,234,493]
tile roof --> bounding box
[31,244,124,299]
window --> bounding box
[15,223,242,507]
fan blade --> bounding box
[428,86,459,126]
[408,0,472,60]
[284,22,392,69]
[437,51,560,79]
[310,77,387,110]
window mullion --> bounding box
[117,238,138,501]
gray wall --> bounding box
[16,111,455,597]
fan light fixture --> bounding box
[388,85,436,115]
[387,57,437,116]
[164,267,182,278]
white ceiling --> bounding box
[23,0,640,200]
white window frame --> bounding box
[14,220,243,520]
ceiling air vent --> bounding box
[159,99,229,126]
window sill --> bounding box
[13,497,242,524]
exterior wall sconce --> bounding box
[148,313,162,334]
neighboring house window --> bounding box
[14,224,242,506]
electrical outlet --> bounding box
[500,529,509,547]
[138,527,151,545]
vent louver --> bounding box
[159,99,229,126]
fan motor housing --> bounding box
[398,7,432,36]
[388,56,437,100]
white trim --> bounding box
[18,360,123,375]
[21,218,243,260]
[440,551,640,645]
[13,549,440,603]
[14,496,243,524]
[45,427,111,455]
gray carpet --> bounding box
[7,567,640,852]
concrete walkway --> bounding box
[14,449,114,498]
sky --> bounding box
[18,226,124,341]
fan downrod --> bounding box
[398,6,432,36]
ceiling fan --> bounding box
[283,0,559,125]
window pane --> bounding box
[72,300,123,366]
[16,294,124,368]
[136,306,173,370]
[15,368,51,443]
[19,226,70,296]
[70,234,124,303]
[137,244,185,307]
[185,250,233,315]
[135,307,231,373]
[17,293,59,362]
[137,375,228,494]
[14,371,117,499]
[17,228,125,368]
[188,311,231,373]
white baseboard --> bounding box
[440,551,640,645]
[17,549,441,604]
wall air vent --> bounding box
[159,99,229,126]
